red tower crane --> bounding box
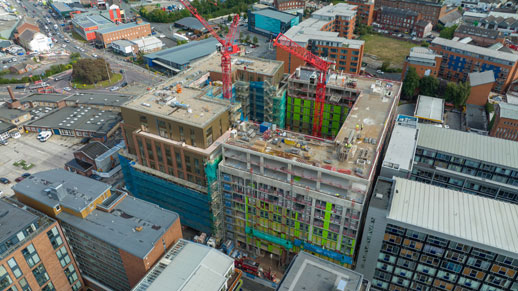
[273,33,333,137]
[178,0,239,101]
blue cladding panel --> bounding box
[119,154,213,234]
[255,14,281,35]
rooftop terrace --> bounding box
[226,68,401,181]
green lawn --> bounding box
[360,34,416,68]
[72,73,123,90]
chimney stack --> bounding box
[7,86,15,101]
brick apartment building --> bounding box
[95,20,151,48]
[454,24,505,47]
[273,0,305,12]
[278,4,363,75]
[0,199,84,291]
[490,102,518,141]
[430,37,518,93]
[346,0,375,26]
[13,169,183,291]
[414,19,433,38]
[402,47,442,79]
[312,3,357,39]
[375,0,457,25]
[376,7,421,34]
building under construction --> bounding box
[219,74,401,268]
[286,67,364,139]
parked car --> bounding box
[0,139,7,145]
[15,85,25,89]
[92,54,98,58]
[110,86,120,91]
[21,173,31,178]
[63,87,71,91]
[15,176,25,182]
[121,82,128,87]
[0,177,10,184]
[376,69,384,75]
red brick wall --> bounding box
[97,23,151,47]
[401,56,441,79]
[467,83,493,106]
[490,114,518,141]
[0,222,84,291]
[119,218,183,288]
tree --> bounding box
[252,36,258,45]
[69,52,81,61]
[419,76,439,96]
[443,81,470,107]
[245,34,250,43]
[239,32,243,42]
[402,67,420,100]
[72,58,113,84]
[439,24,458,40]
[227,15,232,22]
[420,41,429,47]
[381,61,391,72]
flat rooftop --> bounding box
[227,68,401,180]
[58,194,179,258]
[145,38,219,67]
[0,105,29,120]
[96,21,149,34]
[284,17,364,48]
[277,251,364,291]
[12,169,110,213]
[0,120,15,133]
[133,239,234,291]
[0,199,39,245]
[417,123,518,169]
[382,118,418,172]
[210,54,284,77]
[253,8,299,23]
[21,93,67,103]
[414,95,444,123]
[124,87,228,128]
[389,177,518,258]
[312,3,357,18]
[27,106,121,134]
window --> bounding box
[7,258,22,278]
[18,278,30,291]
[0,266,13,289]
[41,282,55,291]
[22,244,40,268]
[46,227,63,249]
[56,246,71,267]
[64,265,78,285]
[32,264,50,286]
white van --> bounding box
[37,131,52,142]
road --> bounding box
[10,0,166,95]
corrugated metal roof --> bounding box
[145,37,218,66]
[388,178,518,257]
[415,95,444,123]
[499,102,518,120]
[417,123,518,169]
[174,17,206,32]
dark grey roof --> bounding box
[439,10,462,24]
[27,107,121,135]
[12,169,111,212]
[253,8,299,23]
[174,17,206,32]
[21,93,68,103]
[145,37,219,67]
[0,106,30,121]
[0,40,12,48]
[77,141,110,160]
[66,92,134,107]
[415,20,431,27]
[455,24,502,39]
[469,70,495,86]
[277,251,364,291]
[380,6,419,17]
[466,104,488,132]
[19,29,36,43]
[0,199,39,244]
[0,120,15,134]
[65,158,93,172]
[58,194,179,258]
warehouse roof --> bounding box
[499,102,518,120]
[0,106,30,121]
[52,2,72,13]
[439,10,462,25]
[22,93,67,103]
[417,123,518,169]
[388,178,518,258]
[277,251,364,291]
[0,120,16,134]
[77,141,110,160]
[145,37,219,67]
[432,37,518,62]
[468,70,496,86]
[27,106,121,134]
[66,92,133,107]
[414,95,444,123]
[133,239,234,291]
[174,17,206,32]
[252,8,299,23]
